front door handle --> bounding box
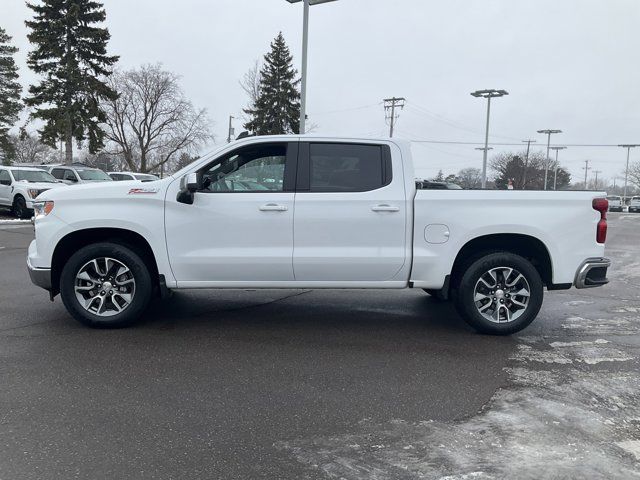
[259,203,288,212]
[371,204,400,212]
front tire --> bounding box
[453,252,543,335]
[12,196,29,219]
[60,242,153,328]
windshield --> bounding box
[12,169,58,183]
[76,169,112,181]
[134,174,159,182]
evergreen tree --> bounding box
[244,33,300,135]
[0,27,22,163]
[25,0,119,164]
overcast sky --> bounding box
[2,0,640,182]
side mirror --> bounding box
[177,172,200,205]
[186,172,200,192]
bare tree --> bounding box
[456,167,482,189]
[240,59,261,109]
[490,150,570,189]
[627,160,640,190]
[103,64,213,173]
[9,129,57,165]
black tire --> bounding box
[12,195,29,219]
[60,242,153,328]
[453,252,543,335]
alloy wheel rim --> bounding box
[74,257,136,317]
[473,266,531,323]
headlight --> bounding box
[33,201,54,218]
[28,189,40,199]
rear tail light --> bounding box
[592,197,608,244]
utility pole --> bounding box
[383,97,405,138]
[583,160,591,187]
[471,89,509,189]
[593,170,602,190]
[521,139,536,188]
[227,115,235,143]
[618,144,639,202]
[549,146,567,190]
[537,129,562,190]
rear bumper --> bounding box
[27,256,51,291]
[574,257,611,289]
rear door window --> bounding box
[304,143,391,192]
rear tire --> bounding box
[60,242,153,328]
[12,196,29,219]
[453,252,543,335]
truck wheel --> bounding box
[453,252,543,335]
[12,196,29,219]
[60,242,153,328]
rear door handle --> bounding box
[371,204,400,212]
[259,203,288,212]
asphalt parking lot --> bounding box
[1,214,639,479]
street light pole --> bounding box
[537,129,562,190]
[286,0,338,134]
[471,89,508,189]
[618,144,640,202]
[549,146,567,190]
[300,0,310,134]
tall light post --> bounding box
[618,144,639,202]
[537,129,562,190]
[549,146,567,190]
[471,89,508,188]
[286,0,338,134]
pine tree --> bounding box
[244,33,300,135]
[25,0,119,164]
[0,27,22,163]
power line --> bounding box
[383,97,406,138]
[406,139,628,147]
[309,102,382,116]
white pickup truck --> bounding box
[27,136,611,334]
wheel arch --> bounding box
[51,227,160,297]
[449,233,553,291]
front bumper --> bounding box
[629,207,640,213]
[27,256,51,291]
[574,257,611,289]
[609,207,623,212]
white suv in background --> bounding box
[48,165,113,185]
[0,166,66,218]
[629,196,640,213]
[108,172,160,182]
[606,195,623,212]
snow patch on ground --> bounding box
[562,316,640,336]
[617,440,640,461]
[278,315,640,479]
[565,300,595,306]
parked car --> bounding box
[108,172,160,182]
[48,165,113,185]
[0,166,66,218]
[27,136,610,335]
[606,195,623,212]
[629,196,640,213]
